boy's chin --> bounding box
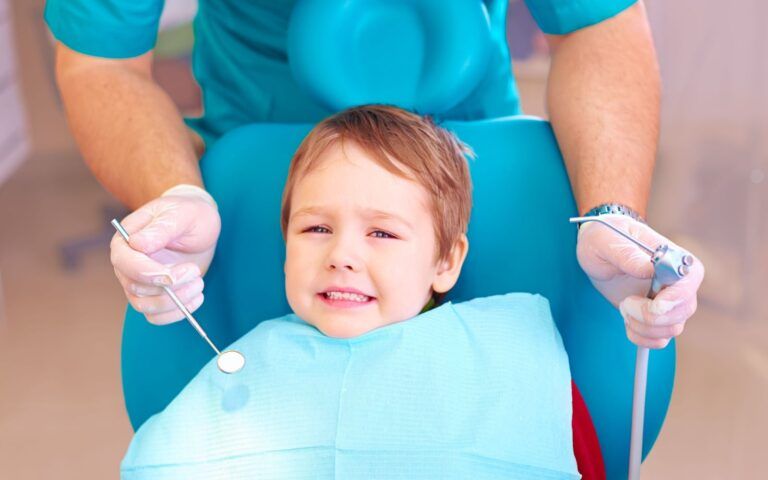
[313,319,376,339]
[309,314,397,339]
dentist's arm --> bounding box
[55,43,220,324]
[55,42,204,208]
[545,1,659,218]
[544,2,704,347]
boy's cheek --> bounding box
[285,244,311,271]
[372,249,426,279]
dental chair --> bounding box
[120,1,674,478]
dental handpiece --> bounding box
[111,219,245,374]
[569,216,693,480]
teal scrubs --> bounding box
[45,0,636,145]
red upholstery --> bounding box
[572,380,606,480]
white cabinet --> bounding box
[0,0,29,186]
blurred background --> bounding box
[0,0,765,478]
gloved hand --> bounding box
[110,184,221,325]
[576,214,705,349]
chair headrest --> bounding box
[287,0,494,114]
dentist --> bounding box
[45,0,703,346]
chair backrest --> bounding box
[122,118,675,479]
[122,2,675,478]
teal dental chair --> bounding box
[120,1,674,478]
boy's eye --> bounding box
[304,225,331,234]
[370,230,396,239]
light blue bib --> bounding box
[121,293,578,479]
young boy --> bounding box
[281,105,471,338]
[120,106,580,479]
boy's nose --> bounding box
[325,237,362,272]
[326,253,359,272]
[328,262,355,272]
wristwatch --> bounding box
[580,203,646,228]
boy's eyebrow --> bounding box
[290,206,326,219]
[291,206,414,230]
[364,208,414,230]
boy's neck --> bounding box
[420,296,437,313]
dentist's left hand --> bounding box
[576,214,705,349]
[110,184,221,325]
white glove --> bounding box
[576,214,705,349]
[110,184,221,325]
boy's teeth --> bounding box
[325,291,370,302]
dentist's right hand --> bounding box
[110,184,221,325]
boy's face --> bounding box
[284,141,466,338]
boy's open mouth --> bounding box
[318,288,376,307]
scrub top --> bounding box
[45,0,636,145]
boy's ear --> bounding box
[432,234,469,294]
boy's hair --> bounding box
[281,105,473,262]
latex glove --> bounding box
[576,214,705,349]
[110,184,221,325]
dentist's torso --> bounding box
[188,0,521,145]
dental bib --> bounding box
[121,293,579,479]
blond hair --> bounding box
[281,105,473,262]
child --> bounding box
[280,104,471,338]
[120,106,581,479]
